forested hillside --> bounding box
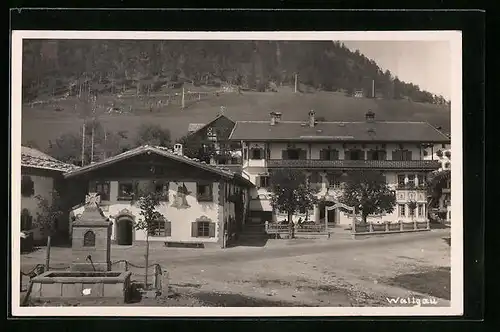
[22,40,449,105]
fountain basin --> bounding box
[30,270,132,303]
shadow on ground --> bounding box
[226,238,269,248]
[191,291,313,307]
[429,221,450,230]
[384,266,451,300]
[442,237,451,246]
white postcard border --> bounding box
[10,30,463,317]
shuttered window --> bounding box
[299,150,307,160]
[197,182,213,202]
[21,176,35,197]
[149,219,171,237]
[191,221,215,238]
[393,149,412,161]
[347,149,364,160]
[250,148,263,160]
[154,181,169,201]
[90,180,110,201]
[118,181,135,201]
[319,149,329,160]
[21,209,33,231]
[321,149,339,160]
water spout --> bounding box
[86,255,96,271]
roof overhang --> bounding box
[64,146,236,179]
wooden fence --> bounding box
[264,221,328,237]
[353,220,430,235]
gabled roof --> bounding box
[187,114,235,136]
[228,120,450,143]
[63,145,253,187]
[21,146,79,173]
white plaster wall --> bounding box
[71,181,221,243]
[21,175,54,216]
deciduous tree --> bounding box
[134,123,171,147]
[338,171,396,224]
[133,191,165,289]
[34,190,64,241]
[269,169,317,235]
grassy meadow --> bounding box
[21,87,451,151]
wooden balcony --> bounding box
[267,159,441,170]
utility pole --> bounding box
[103,128,107,160]
[372,79,375,98]
[81,121,86,166]
[294,73,298,93]
[181,86,185,109]
[90,94,97,163]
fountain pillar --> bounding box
[71,193,113,272]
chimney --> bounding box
[270,112,276,126]
[270,111,282,126]
[308,110,316,127]
[173,143,183,156]
[365,110,375,123]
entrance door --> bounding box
[319,201,336,225]
[117,218,133,245]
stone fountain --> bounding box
[29,193,132,303]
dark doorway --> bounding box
[116,218,133,245]
[319,201,336,225]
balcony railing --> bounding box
[267,159,441,170]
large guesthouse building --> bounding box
[228,110,450,226]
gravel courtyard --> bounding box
[20,229,451,307]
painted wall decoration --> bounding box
[171,182,191,209]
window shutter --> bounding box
[392,150,401,161]
[209,222,216,238]
[331,150,339,160]
[380,150,387,160]
[299,150,307,160]
[406,150,413,160]
[282,150,288,159]
[255,176,261,188]
[344,150,350,160]
[165,221,171,237]
[191,222,198,237]
[367,150,373,160]
[320,149,327,160]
